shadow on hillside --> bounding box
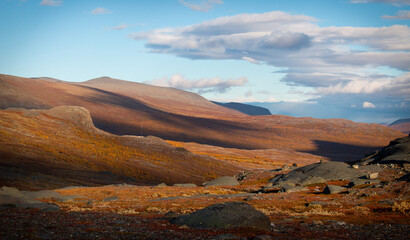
[301,140,380,162]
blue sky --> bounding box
[1,0,409,123]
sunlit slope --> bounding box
[0,106,239,190]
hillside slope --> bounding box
[0,74,405,161]
[0,106,239,190]
[79,77,244,119]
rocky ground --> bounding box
[1,161,409,239]
[1,135,409,239]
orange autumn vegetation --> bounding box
[0,108,240,190]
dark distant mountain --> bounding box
[212,101,271,116]
[388,118,410,134]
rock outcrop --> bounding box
[171,201,271,231]
[357,135,410,165]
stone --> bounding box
[279,185,308,193]
[102,196,119,202]
[22,190,62,199]
[298,176,326,186]
[163,211,182,219]
[0,186,25,198]
[173,183,197,187]
[55,195,84,203]
[171,201,271,231]
[155,183,167,187]
[203,176,239,187]
[0,195,21,205]
[270,162,364,187]
[347,179,380,188]
[323,185,346,194]
[352,165,359,169]
[17,203,60,212]
[366,173,379,180]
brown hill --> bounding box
[0,106,239,190]
[0,74,405,161]
[79,77,244,119]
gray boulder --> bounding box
[22,190,62,199]
[0,186,25,198]
[279,185,308,193]
[269,162,363,187]
[171,201,271,231]
[55,195,84,203]
[18,203,60,212]
[358,135,410,165]
[323,185,346,194]
[204,176,239,187]
[102,196,119,202]
[173,183,197,187]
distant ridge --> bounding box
[388,118,410,134]
[212,101,271,116]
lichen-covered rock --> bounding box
[171,201,271,231]
[323,185,346,194]
[203,176,239,187]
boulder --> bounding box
[323,185,346,194]
[0,195,21,206]
[171,201,271,231]
[155,183,167,187]
[366,173,379,180]
[279,185,308,193]
[203,176,239,187]
[18,203,60,212]
[347,179,380,188]
[22,190,62,199]
[357,135,410,165]
[0,186,25,198]
[173,183,197,187]
[102,196,119,202]
[269,162,363,187]
[55,195,84,203]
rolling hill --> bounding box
[0,106,239,190]
[0,74,405,162]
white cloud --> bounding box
[145,74,247,94]
[40,0,62,6]
[363,101,376,108]
[132,11,410,110]
[91,7,111,15]
[107,24,128,31]
[241,56,260,64]
[383,10,410,19]
[351,0,410,5]
[179,0,223,12]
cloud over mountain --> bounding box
[132,11,410,118]
[145,74,247,94]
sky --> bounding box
[1,0,409,123]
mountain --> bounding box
[212,101,271,116]
[0,74,405,161]
[0,106,239,190]
[80,77,243,119]
[388,118,410,134]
